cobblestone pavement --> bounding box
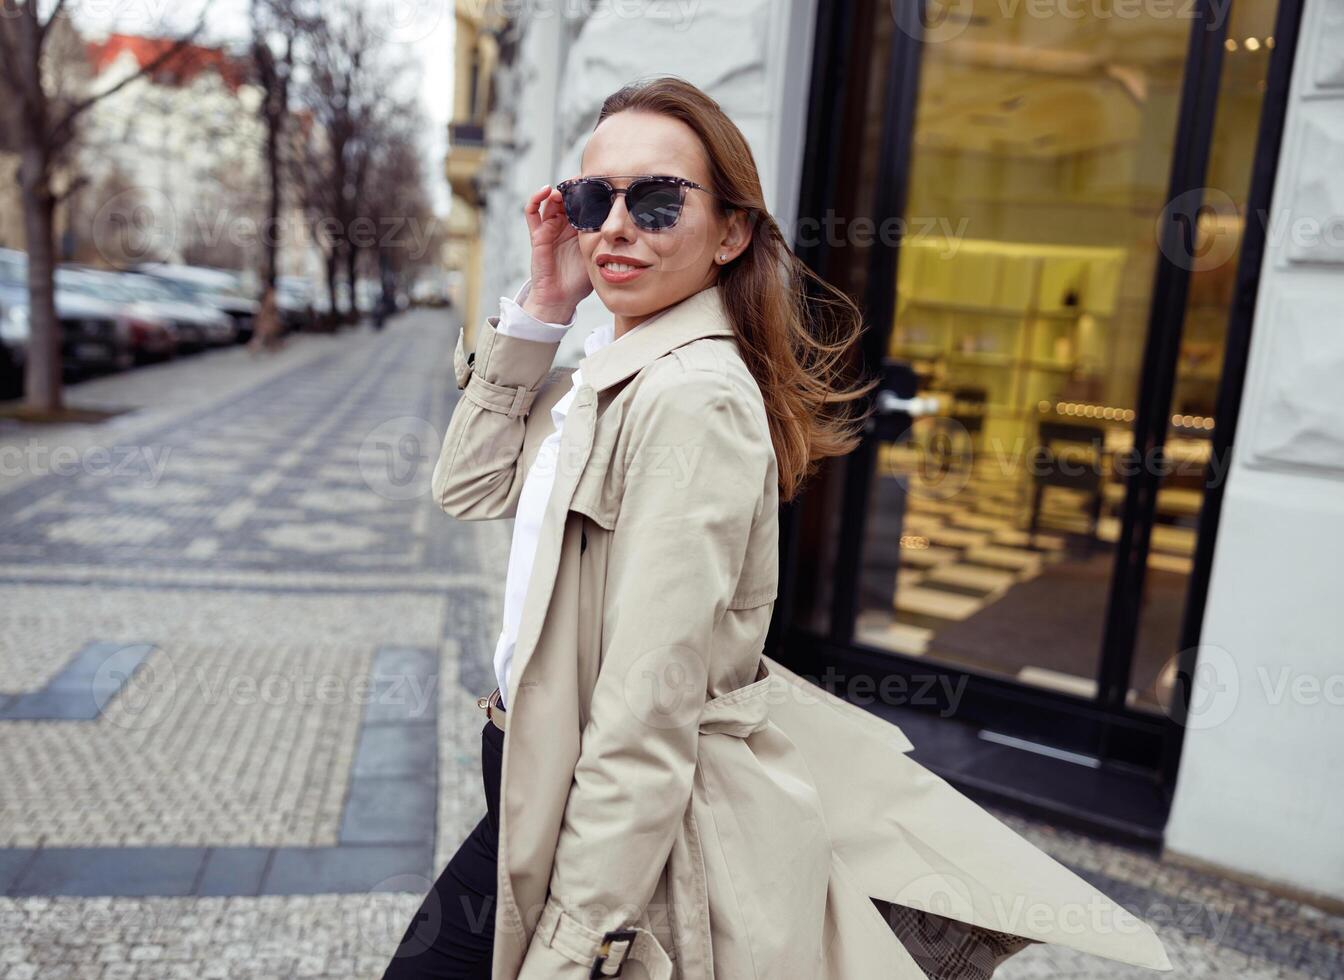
[1,312,1340,978]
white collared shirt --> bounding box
[489,280,619,709]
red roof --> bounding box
[86,34,249,92]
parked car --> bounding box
[411,277,451,307]
[55,267,172,368]
[275,276,316,332]
[0,247,25,286]
[355,277,381,316]
[133,262,260,343]
[3,249,144,382]
[146,274,237,347]
[0,253,28,396]
[61,267,206,353]
[313,277,361,322]
[119,271,236,350]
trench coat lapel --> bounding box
[504,282,734,709]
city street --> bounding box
[0,310,1339,978]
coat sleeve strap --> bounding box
[452,320,545,418]
[532,897,673,979]
[452,327,474,390]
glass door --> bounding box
[805,0,1288,769]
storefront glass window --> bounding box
[854,0,1278,708]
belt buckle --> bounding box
[479,688,505,731]
[589,928,637,978]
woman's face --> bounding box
[573,110,750,326]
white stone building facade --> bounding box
[475,0,817,364]
[464,0,1344,906]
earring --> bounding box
[719,254,727,263]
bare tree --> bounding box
[361,105,440,314]
[293,0,409,327]
[0,1,206,414]
[249,0,311,297]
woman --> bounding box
[381,77,1172,979]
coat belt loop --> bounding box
[507,384,531,418]
[697,660,773,737]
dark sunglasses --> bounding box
[555,174,714,232]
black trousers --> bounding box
[381,708,505,979]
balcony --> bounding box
[447,122,485,148]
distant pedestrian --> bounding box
[249,285,285,354]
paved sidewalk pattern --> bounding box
[0,312,1340,978]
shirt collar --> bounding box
[577,284,735,396]
[583,321,616,358]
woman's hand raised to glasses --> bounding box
[522,184,592,324]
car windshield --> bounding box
[120,276,176,302]
[56,270,133,301]
[139,265,250,300]
[0,251,26,285]
[148,277,200,302]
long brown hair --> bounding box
[596,76,878,503]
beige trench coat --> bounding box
[430,282,1172,980]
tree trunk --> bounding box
[259,38,289,295]
[324,250,338,331]
[262,105,282,292]
[379,247,394,313]
[344,242,358,325]
[19,144,62,414]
